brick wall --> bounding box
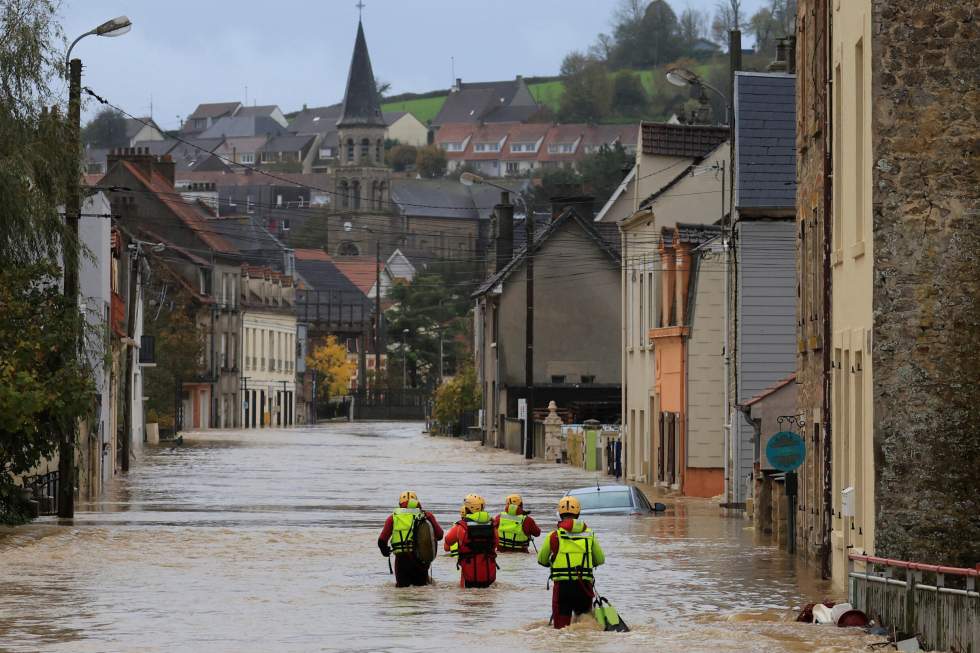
[871,1,980,568]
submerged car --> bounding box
[564,484,666,515]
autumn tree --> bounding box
[415,144,447,178]
[431,364,481,430]
[306,336,356,398]
[387,143,417,172]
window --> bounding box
[581,375,595,384]
[276,194,283,207]
[346,138,354,161]
[260,151,277,163]
[352,180,361,210]
[339,180,349,209]
[442,142,463,152]
[360,138,370,159]
[506,162,519,174]
[550,375,566,384]
[320,147,333,159]
[239,152,255,164]
[199,269,211,295]
[475,143,486,152]
[221,333,228,369]
[375,139,382,163]
[854,37,865,248]
[511,142,537,153]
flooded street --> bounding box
[0,423,876,652]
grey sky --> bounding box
[61,0,769,130]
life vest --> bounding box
[448,541,459,558]
[496,507,530,550]
[549,521,596,583]
[390,506,423,554]
[460,511,494,556]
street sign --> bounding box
[766,431,806,472]
[517,399,527,421]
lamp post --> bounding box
[665,67,730,126]
[460,172,533,459]
[58,15,132,519]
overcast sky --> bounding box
[60,0,769,130]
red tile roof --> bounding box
[121,160,238,254]
[641,122,729,158]
[293,248,331,262]
[331,256,378,295]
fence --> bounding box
[502,419,544,457]
[848,553,979,651]
[24,471,60,516]
[350,389,428,421]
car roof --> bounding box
[568,485,632,494]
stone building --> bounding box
[797,0,979,584]
[795,0,832,575]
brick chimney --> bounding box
[106,147,175,188]
[493,191,514,273]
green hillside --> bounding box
[381,95,446,125]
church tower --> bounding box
[334,19,390,222]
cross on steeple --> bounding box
[356,1,365,20]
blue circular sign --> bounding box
[766,431,806,472]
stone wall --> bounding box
[795,0,831,567]
[871,1,980,568]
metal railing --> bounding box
[24,471,60,516]
[848,552,979,652]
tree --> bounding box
[82,107,128,149]
[431,363,481,429]
[306,336,356,398]
[711,0,743,46]
[611,70,647,117]
[578,143,633,208]
[387,143,417,172]
[678,7,709,50]
[533,166,583,207]
[142,276,206,431]
[0,0,72,267]
[415,145,447,178]
[747,0,797,58]
[557,52,611,123]
[638,0,682,67]
[0,263,95,524]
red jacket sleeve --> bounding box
[523,514,541,537]
[492,514,500,529]
[443,523,460,551]
[425,511,444,541]
[378,514,394,543]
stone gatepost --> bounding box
[544,401,564,463]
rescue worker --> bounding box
[378,491,444,587]
[537,495,605,629]
[443,494,498,588]
[493,494,541,553]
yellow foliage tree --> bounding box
[306,336,356,398]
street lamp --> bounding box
[58,15,133,520]
[665,67,729,125]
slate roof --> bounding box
[388,178,527,221]
[432,77,538,126]
[293,248,368,297]
[336,21,386,128]
[734,72,796,210]
[288,104,342,135]
[259,134,315,153]
[167,138,229,172]
[200,116,287,139]
[205,214,289,268]
[474,206,620,297]
[235,105,280,119]
[641,122,729,157]
[124,117,160,140]
[187,102,241,120]
[383,111,407,125]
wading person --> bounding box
[444,494,498,588]
[537,496,605,629]
[378,491,443,587]
[493,493,541,553]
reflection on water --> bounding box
[0,423,875,652]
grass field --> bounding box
[381,95,446,125]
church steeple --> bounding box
[337,20,385,129]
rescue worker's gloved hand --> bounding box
[379,540,391,557]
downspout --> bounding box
[820,3,834,580]
[620,228,629,478]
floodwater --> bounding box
[0,422,879,652]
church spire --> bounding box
[337,20,385,128]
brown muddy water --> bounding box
[0,422,879,652]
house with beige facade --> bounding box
[240,265,297,428]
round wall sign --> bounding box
[766,430,806,472]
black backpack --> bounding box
[465,522,495,555]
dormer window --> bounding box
[441,142,463,152]
[511,142,538,153]
[548,143,575,154]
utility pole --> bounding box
[524,203,534,460]
[375,239,381,384]
[121,242,141,472]
[438,329,444,381]
[57,57,82,519]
